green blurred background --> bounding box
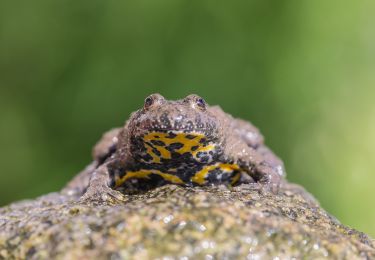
[0,1,374,236]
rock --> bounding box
[0,183,374,259]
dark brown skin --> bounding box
[63,94,285,203]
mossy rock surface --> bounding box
[0,183,374,259]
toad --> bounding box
[64,94,285,202]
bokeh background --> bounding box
[0,1,374,236]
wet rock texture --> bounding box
[0,183,374,259]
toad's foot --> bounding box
[238,176,282,194]
[79,163,127,204]
[79,184,126,204]
[254,164,283,194]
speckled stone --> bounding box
[0,183,374,259]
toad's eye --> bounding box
[144,96,154,109]
[183,94,207,111]
[196,97,206,110]
[143,93,165,109]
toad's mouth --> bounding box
[139,125,210,134]
[137,116,217,135]
[140,131,216,164]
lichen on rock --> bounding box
[0,183,374,259]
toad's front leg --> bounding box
[226,141,283,192]
[62,161,97,197]
[80,162,126,204]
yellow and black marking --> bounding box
[114,169,184,188]
[114,131,243,190]
[114,162,242,188]
[191,162,241,185]
[141,131,215,164]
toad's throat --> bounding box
[140,131,216,164]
